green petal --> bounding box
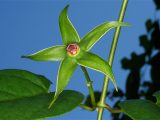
[79,21,130,51]
[59,5,80,45]
[22,45,66,61]
[77,51,118,91]
[49,57,77,108]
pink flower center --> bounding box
[67,44,80,56]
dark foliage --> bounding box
[83,1,160,119]
[154,0,160,10]
[111,0,160,119]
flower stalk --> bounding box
[97,0,129,120]
[81,66,96,107]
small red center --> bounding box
[67,44,80,56]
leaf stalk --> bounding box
[79,104,95,111]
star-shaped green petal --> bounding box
[59,5,80,45]
[22,5,130,108]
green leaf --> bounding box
[22,45,66,61]
[0,69,83,119]
[0,69,51,101]
[119,91,160,120]
[49,57,77,108]
[59,5,80,45]
[119,100,160,120]
[79,21,130,51]
[77,51,118,91]
[0,90,84,120]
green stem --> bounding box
[79,104,95,111]
[81,66,96,107]
[104,103,122,113]
[97,0,128,120]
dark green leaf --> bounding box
[0,90,84,120]
[119,100,160,120]
[119,91,160,120]
[49,57,77,108]
[22,45,66,61]
[77,51,118,91]
[59,5,80,45]
[0,69,51,101]
[79,21,130,51]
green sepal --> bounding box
[79,21,130,51]
[59,5,80,45]
[22,45,66,61]
[77,51,118,91]
[49,57,77,108]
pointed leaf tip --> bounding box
[59,4,80,45]
[49,58,77,108]
[65,4,70,9]
[21,56,26,58]
[80,21,130,51]
[21,46,66,61]
[21,55,32,59]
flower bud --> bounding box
[67,43,80,56]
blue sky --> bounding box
[0,0,156,120]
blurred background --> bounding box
[0,0,160,120]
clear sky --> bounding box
[0,0,156,120]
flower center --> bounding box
[67,43,80,56]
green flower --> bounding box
[22,5,129,108]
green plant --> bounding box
[22,5,128,109]
[1,1,160,120]
[110,0,160,119]
[0,69,83,120]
